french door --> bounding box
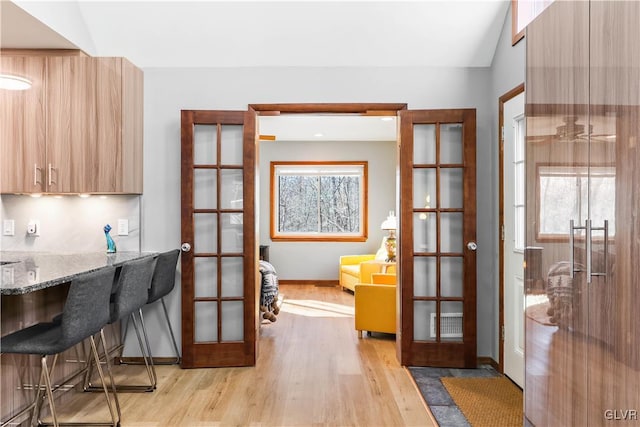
[399,109,477,368]
[180,110,257,368]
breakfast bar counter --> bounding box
[0,251,155,295]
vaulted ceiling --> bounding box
[2,1,510,69]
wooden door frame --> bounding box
[249,102,407,362]
[498,83,525,374]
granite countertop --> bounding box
[0,251,156,295]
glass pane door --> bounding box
[181,110,256,368]
[400,109,477,368]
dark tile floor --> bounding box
[408,364,500,427]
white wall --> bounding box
[142,65,496,358]
[259,139,397,280]
[488,4,526,360]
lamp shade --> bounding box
[380,211,397,230]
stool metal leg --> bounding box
[119,299,180,366]
[136,308,158,386]
[86,313,155,393]
[160,298,181,365]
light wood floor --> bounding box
[47,284,435,426]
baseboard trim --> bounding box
[118,357,179,365]
[279,280,339,287]
[477,356,499,371]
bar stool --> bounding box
[0,267,120,427]
[136,249,181,365]
[85,256,157,393]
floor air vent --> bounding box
[430,313,463,338]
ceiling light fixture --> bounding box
[380,117,394,122]
[314,132,324,138]
[0,74,32,90]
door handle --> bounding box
[181,243,192,253]
[467,241,477,251]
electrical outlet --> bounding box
[3,219,14,236]
[117,219,129,236]
[27,219,40,236]
[2,267,14,286]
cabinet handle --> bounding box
[33,164,40,186]
[569,219,587,279]
[48,163,54,187]
[589,220,609,281]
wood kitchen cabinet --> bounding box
[0,54,143,194]
[0,56,47,193]
[525,1,640,426]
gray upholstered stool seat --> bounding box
[0,267,120,427]
[144,249,181,365]
[85,256,157,393]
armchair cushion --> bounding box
[339,254,376,291]
[354,281,396,336]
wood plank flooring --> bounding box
[45,284,435,426]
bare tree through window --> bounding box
[271,162,368,241]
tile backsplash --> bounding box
[0,194,140,252]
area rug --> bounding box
[441,376,523,427]
[408,365,522,427]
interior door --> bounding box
[503,92,525,387]
[399,109,477,368]
[180,110,257,368]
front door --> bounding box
[399,109,477,368]
[502,91,525,387]
[180,110,257,368]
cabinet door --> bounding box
[46,56,97,193]
[589,1,640,422]
[524,1,590,426]
[0,56,47,193]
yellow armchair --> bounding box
[339,254,377,291]
[354,272,397,338]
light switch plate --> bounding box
[117,219,129,236]
[3,219,15,236]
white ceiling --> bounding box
[2,0,510,69]
[259,115,397,141]
[1,0,509,140]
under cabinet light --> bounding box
[0,74,32,90]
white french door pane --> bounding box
[440,168,464,208]
[221,301,244,341]
[194,124,217,165]
[194,213,217,253]
[221,258,243,297]
[413,124,436,164]
[414,301,436,341]
[221,213,243,253]
[441,301,464,342]
[413,213,437,253]
[194,257,217,298]
[414,257,437,297]
[441,257,463,297]
[220,169,243,209]
[194,170,217,209]
[220,125,243,165]
[440,124,463,164]
[194,301,218,342]
[440,213,463,253]
[413,168,437,210]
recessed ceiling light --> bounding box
[314,132,324,138]
[0,74,32,90]
[78,194,90,198]
[380,117,394,121]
